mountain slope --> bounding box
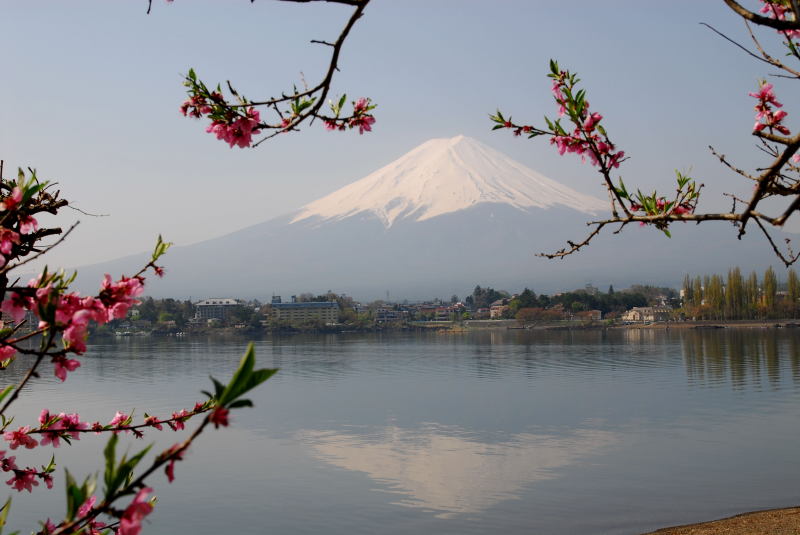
[291,135,607,227]
[71,136,789,299]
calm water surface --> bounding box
[6,329,800,534]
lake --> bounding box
[5,328,800,534]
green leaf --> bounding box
[0,386,14,406]
[217,343,278,407]
[65,470,83,521]
[0,496,11,535]
[152,235,173,263]
[662,229,672,238]
[103,434,118,499]
[227,399,253,409]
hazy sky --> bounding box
[1,1,793,272]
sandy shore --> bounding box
[643,507,800,535]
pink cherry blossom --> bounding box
[144,415,163,431]
[164,443,185,483]
[0,344,17,365]
[4,426,38,450]
[108,411,131,433]
[52,355,81,382]
[0,188,23,212]
[0,453,17,472]
[118,487,154,535]
[78,495,97,517]
[1,292,31,323]
[210,407,230,428]
[0,229,20,256]
[206,107,261,148]
[750,81,791,135]
[18,215,38,235]
[349,115,376,134]
[99,274,144,322]
[168,408,190,431]
[6,468,39,492]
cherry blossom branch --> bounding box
[45,345,274,535]
[0,350,48,417]
[493,3,800,264]
[177,0,375,148]
[0,221,78,276]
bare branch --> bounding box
[538,223,608,259]
[278,0,364,5]
[744,20,800,77]
[709,145,759,181]
[754,217,800,265]
[700,22,776,68]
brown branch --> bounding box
[739,133,800,234]
[724,0,800,31]
[774,194,800,225]
[247,0,369,108]
[755,130,794,144]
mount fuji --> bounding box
[75,135,786,299]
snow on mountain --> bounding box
[291,135,607,228]
[71,135,788,300]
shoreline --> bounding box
[643,506,800,535]
[90,318,800,338]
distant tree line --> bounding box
[463,284,665,320]
[681,267,800,320]
[136,297,195,327]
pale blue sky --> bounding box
[0,1,792,269]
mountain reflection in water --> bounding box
[298,424,616,517]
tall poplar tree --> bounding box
[788,269,799,318]
[763,266,777,318]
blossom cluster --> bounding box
[758,0,800,41]
[546,70,625,168]
[0,271,146,380]
[2,403,209,456]
[0,184,40,268]
[490,62,624,171]
[323,97,377,134]
[749,81,790,136]
[180,70,263,148]
[0,448,54,493]
[181,90,262,148]
[205,107,262,149]
[41,488,153,535]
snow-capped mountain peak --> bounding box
[291,135,608,228]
